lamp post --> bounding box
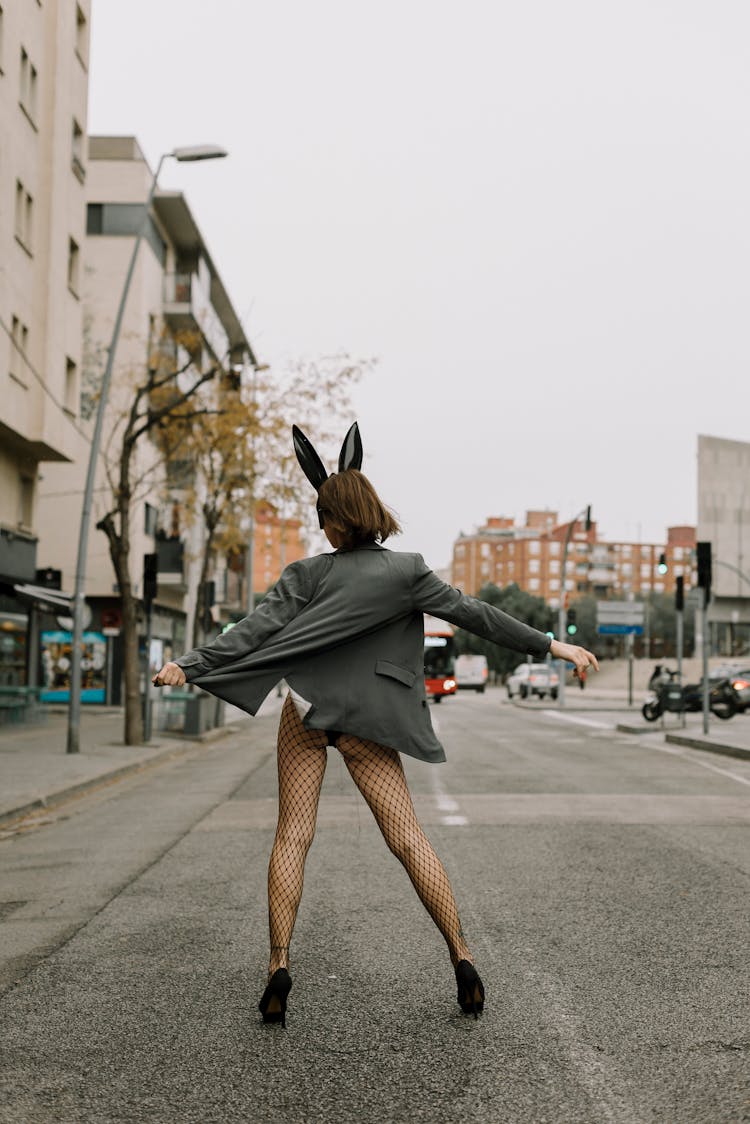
[66,144,227,754]
[556,505,592,708]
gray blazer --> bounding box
[176,544,551,763]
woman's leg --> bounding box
[336,733,473,967]
[267,695,328,975]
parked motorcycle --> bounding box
[642,666,738,722]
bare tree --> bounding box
[164,354,370,648]
[96,330,223,744]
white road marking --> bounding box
[430,767,468,826]
[646,741,750,787]
[541,710,612,729]
[542,710,750,787]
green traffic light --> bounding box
[566,624,577,636]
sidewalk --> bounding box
[0,701,263,827]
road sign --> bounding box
[597,623,644,635]
[596,601,645,626]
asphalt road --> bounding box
[0,690,748,1123]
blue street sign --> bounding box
[597,623,644,635]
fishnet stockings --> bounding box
[266,694,472,974]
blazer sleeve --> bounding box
[174,558,315,681]
[411,555,552,659]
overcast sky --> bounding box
[88,1,750,569]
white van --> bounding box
[454,654,489,693]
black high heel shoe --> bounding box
[258,968,292,1028]
[455,960,484,1019]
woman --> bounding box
[154,423,598,1027]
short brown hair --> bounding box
[317,469,401,546]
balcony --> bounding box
[588,568,616,585]
[162,272,229,361]
[155,534,185,589]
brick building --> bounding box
[452,513,696,606]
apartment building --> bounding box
[697,434,750,655]
[35,136,257,701]
[218,500,307,624]
[452,513,696,605]
[0,0,91,685]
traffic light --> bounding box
[675,575,684,612]
[143,553,158,608]
[201,580,216,632]
[36,567,62,589]
[696,541,712,603]
[657,552,668,575]
[566,608,577,636]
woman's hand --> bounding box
[549,639,599,678]
[152,661,186,688]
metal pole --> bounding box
[66,154,169,753]
[244,504,255,615]
[557,520,575,708]
[701,590,709,735]
[627,632,633,707]
[676,608,684,727]
[143,603,153,742]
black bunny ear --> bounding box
[338,422,363,472]
[292,425,329,492]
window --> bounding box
[673,546,684,561]
[86,202,167,266]
[529,541,540,554]
[19,47,38,123]
[480,543,490,558]
[64,358,77,414]
[549,578,560,591]
[9,316,29,385]
[75,5,88,66]
[549,559,560,574]
[14,180,33,250]
[549,541,560,556]
[621,545,632,558]
[144,503,158,536]
[528,578,540,591]
[640,563,651,577]
[67,237,80,295]
[18,475,34,529]
[71,119,85,181]
[528,559,540,574]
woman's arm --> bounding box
[152,558,314,686]
[412,555,598,672]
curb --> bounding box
[0,722,242,829]
[663,734,750,763]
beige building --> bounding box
[0,0,91,685]
[452,513,696,606]
[697,434,750,655]
[35,136,256,701]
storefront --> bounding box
[39,629,107,703]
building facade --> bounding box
[0,0,91,685]
[697,434,750,655]
[35,135,257,700]
[452,513,696,605]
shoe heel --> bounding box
[258,967,292,1028]
[455,959,485,1019]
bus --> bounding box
[424,615,457,702]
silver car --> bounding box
[506,662,559,700]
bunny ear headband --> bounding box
[292,422,363,528]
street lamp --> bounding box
[556,504,592,708]
[66,144,227,754]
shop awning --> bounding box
[13,583,73,614]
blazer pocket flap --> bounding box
[375,659,416,688]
